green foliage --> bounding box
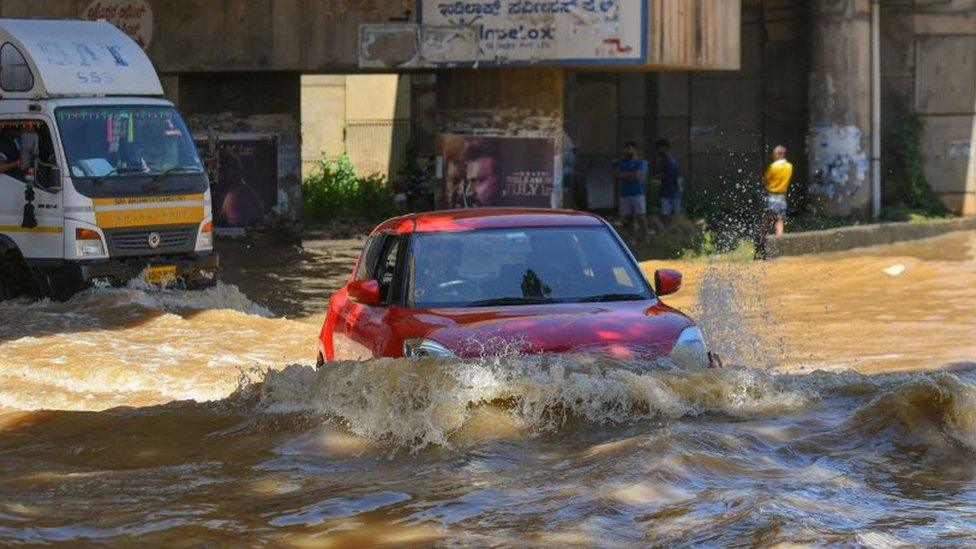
[302,154,397,225]
[679,228,754,261]
[880,203,949,223]
[887,112,948,216]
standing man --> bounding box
[653,139,681,227]
[613,141,647,236]
[763,145,793,236]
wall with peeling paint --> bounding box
[0,0,413,72]
[807,124,869,202]
[0,0,741,72]
[433,68,564,207]
[891,0,976,216]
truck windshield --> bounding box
[55,106,203,178]
[408,226,652,308]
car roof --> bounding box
[370,208,607,235]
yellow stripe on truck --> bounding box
[0,225,63,233]
[93,194,206,229]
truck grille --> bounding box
[106,226,196,257]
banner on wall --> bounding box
[419,0,646,66]
[82,0,154,49]
[194,134,278,228]
[437,134,559,209]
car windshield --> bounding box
[408,226,652,308]
[55,106,203,179]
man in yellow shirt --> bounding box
[763,145,793,236]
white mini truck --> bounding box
[0,18,216,300]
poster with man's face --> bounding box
[438,135,557,209]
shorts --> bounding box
[766,193,788,214]
[619,195,646,216]
[661,196,681,216]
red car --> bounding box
[318,208,715,368]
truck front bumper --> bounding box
[77,253,219,288]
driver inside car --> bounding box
[412,239,471,303]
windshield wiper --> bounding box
[155,165,201,178]
[576,293,647,303]
[91,166,145,186]
[466,296,563,307]
[142,166,202,192]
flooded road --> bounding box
[1,231,974,546]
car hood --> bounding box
[397,301,694,359]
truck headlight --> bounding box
[403,338,456,358]
[74,227,105,257]
[196,220,213,250]
[667,327,709,368]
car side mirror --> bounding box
[654,269,682,296]
[348,279,381,305]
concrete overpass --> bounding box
[2,0,973,224]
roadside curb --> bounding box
[767,217,976,257]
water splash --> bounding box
[244,358,813,451]
[690,260,784,368]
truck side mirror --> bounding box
[35,157,60,192]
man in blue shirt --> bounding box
[613,140,648,237]
[653,139,681,227]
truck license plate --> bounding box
[146,265,177,285]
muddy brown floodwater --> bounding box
[1,231,974,546]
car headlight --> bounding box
[403,338,456,358]
[667,326,709,368]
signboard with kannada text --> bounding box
[82,0,154,50]
[419,0,645,66]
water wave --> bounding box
[239,358,813,451]
[0,281,273,319]
[839,371,976,454]
[229,359,976,458]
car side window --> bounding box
[354,235,382,281]
[374,234,401,305]
[0,119,58,189]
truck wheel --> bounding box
[0,250,37,301]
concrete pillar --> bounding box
[300,75,346,178]
[433,68,565,208]
[807,0,872,217]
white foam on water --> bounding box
[0,282,309,412]
[244,359,813,452]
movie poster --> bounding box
[194,135,278,228]
[438,135,558,209]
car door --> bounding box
[0,117,64,260]
[336,232,403,359]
